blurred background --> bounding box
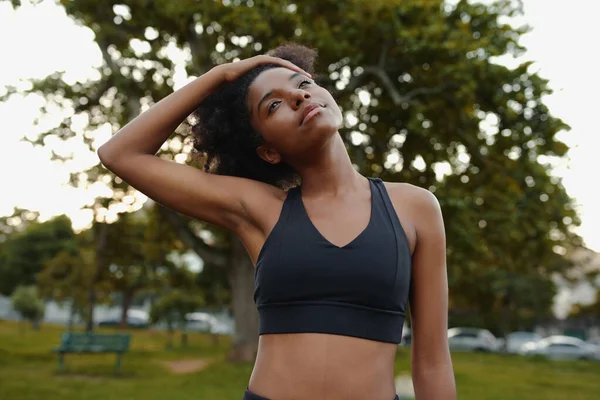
[1,0,599,399]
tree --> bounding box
[7,0,582,360]
[195,260,231,310]
[102,205,190,329]
[0,209,109,331]
[0,208,39,241]
[83,219,111,332]
[103,212,155,328]
[569,291,600,319]
[0,215,78,296]
[11,285,45,330]
[38,250,91,330]
[35,205,185,331]
[150,289,204,348]
[37,243,113,330]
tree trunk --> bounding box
[211,333,220,346]
[67,301,76,332]
[86,222,109,332]
[85,289,96,332]
[120,290,134,329]
[502,289,511,353]
[181,330,188,347]
[167,326,174,349]
[227,234,259,363]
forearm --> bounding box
[98,67,224,162]
[412,363,456,400]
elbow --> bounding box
[97,144,112,167]
[97,143,120,171]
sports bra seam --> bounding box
[371,179,412,248]
[371,179,402,302]
[372,180,412,261]
[255,187,296,269]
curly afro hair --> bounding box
[190,43,318,189]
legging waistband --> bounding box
[242,388,400,400]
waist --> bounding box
[257,301,405,344]
[249,333,397,400]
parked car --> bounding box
[447,327,498,352]
[499,331,542,353]
[185,312,234,335]
[97,309,150,329]
[185,312,219,332]
[587,337,600,347]
[520,335,600,361]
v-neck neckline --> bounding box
[297,178,374,249]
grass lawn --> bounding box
[1,321,599,400]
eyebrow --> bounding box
[256,72,304,114]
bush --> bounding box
[11,286,45,329]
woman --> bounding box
[98,43,456,400]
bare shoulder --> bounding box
[381,181,444,252]
[382,181,441,215]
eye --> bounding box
[268,100,281,114]
[299,80,311,88]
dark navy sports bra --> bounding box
[253,178,412,344]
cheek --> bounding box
[260,124,290,151]
[266,111,298,140]
[260,128,278,145]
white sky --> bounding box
[0,0,598,256]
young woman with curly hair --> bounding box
[98,43,456,400]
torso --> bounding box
[238,178,419,400]
[250,334,398,400]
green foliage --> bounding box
[195,262,231,308]
[569,290,600,319]
[95,206,195,328]
[102,213,156,294]
[0,215,78,296]
[37,246,109,323]
[7,0,583,332]
[10,286,45,328]
[0,208,39,240]
[150,290,204,328]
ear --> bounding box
[256,144,282,165]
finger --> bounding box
[260,56,311,78]
[276,58,312,77]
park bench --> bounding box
[53,332,131,372]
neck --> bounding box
[294,134,365,197]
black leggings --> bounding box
[243,388,400,400]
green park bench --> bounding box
[53,332,132,372]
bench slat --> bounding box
[54,332,131,372]
[55,333,131,353]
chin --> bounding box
[313,109,342,132]
[311,119,339,137]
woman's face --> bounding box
[247,67,343,166]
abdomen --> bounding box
[249,333,398,400]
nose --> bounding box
[290,89,311,109]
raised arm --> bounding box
[97,56,308,233]
[409,189,456,400]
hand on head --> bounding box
[217,55,312,83]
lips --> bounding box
[300,103,322,126]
